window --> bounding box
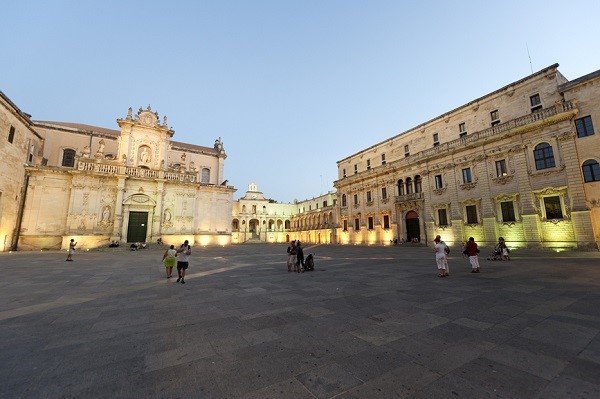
[534,142,555,170]
[353,194,358,205]
[366,191,372,203]
[459,122,467,137]
[323,200,328,207]
[415,175,422,193]
[404,144,410,157]
[354,218,360,230]
[368,217,374,230]
[367,159,371,170]
[201,168,210,183]
[500,201,516,222]
[530,94,542,112]
[575,116,595,138]
[433,133,439,147]
[438,209,448,226]
[381,153,386,165]
[8,126,15,143]
[343,220,348,231]
[405,177,413,194]
[381,187,387,199]
[397,179,405,195]
[341,194,347,207]
[544,196,563,219]
[466,205,478,224]
[582,159,600,182]
[495,159,508,177]
[462,168,472,184]
[354,164,358,174]
[383,215,390,229]
[491,110,500,126]
[61,148,76,167]
[343,168,346,178]
[435,174,443,189]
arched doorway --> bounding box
[405,210,420,242]
[249,219,259,239]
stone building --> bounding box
[289,191,337,244]
[0,92,45,251]
[334,64,600,250]
[1,103,235,251]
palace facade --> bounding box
[0,100,234,251]
[334,64,600,249]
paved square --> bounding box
[1,244,599,398]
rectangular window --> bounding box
[354,218,360,230]
[404,144,410,157]
[575,116,595,138]
[491,110,500,126]
[462,168,472,183]
[435,174,443,189]
[343,168,346,178]
[368,217,374,230]
[354,164,358,174]
[495,159,508,177]
[383,215,390,229]
[438,209,448,226]
[381,153,386,164]
[459,122,467,136]
[8,126,15,143]
[544,196,563,219]
[381,187,387,200]
[323,200,327,207]
[367,159,371,170]
[343,220,348,231]
[353,194,358,205]
[433,133,439,147]
[530,94,542,112]
[366,191,372,202]
[466,205,478,224]
[500,201,516,222]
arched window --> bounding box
[414,175,422,193]
[201,168,210,183]
[341,194,347,207]
[534,142,555,170]
[61,148,76,167]
[397,179,404,196]
[405,177,413,194]
[582,159,600,182]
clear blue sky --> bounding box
[3,1,600,203]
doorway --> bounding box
[405,210,420,242]
[127,211,148,243]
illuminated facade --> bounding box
[1,103,234,251]
[334,64,600,249]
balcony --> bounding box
[76,159,200,183]
[395,192,423,204]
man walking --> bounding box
[176,240,192,284]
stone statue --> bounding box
[97,139,105,154]
[181,153,186,162]
[164,209,172,222]
[82,145,91,158]
[102,206,110,221]
[140,147,150,163]
[127,107,132,120]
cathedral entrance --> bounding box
[249,219,259,239]
[127,211,148,243]
[405,211,420,242]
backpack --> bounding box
[443,242,450,255]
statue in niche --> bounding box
[164,209,172,223]
[140,147,151,164]
[181,153,186,162]
[189,161,195,171]
[101,206,111,221]
[121,154,127,164]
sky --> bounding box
[2,0,600,203]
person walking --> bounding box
[286,241,295,272]
[66,239,77,261]
[176,240,192,284]
[162,245,177,278]
[290,240,297,272]
[433,235,449,277]
[465,237,481,273]
[296,241,305,273]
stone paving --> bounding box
[0,243,599,398]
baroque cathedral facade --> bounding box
[1,63,600,251]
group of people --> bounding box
[286,240,305,272]
[162,240,192,283]
[433,235,489,277]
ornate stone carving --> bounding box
[432,187,447,195]
[491,174,514,185]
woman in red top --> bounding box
[465,237,481,273]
